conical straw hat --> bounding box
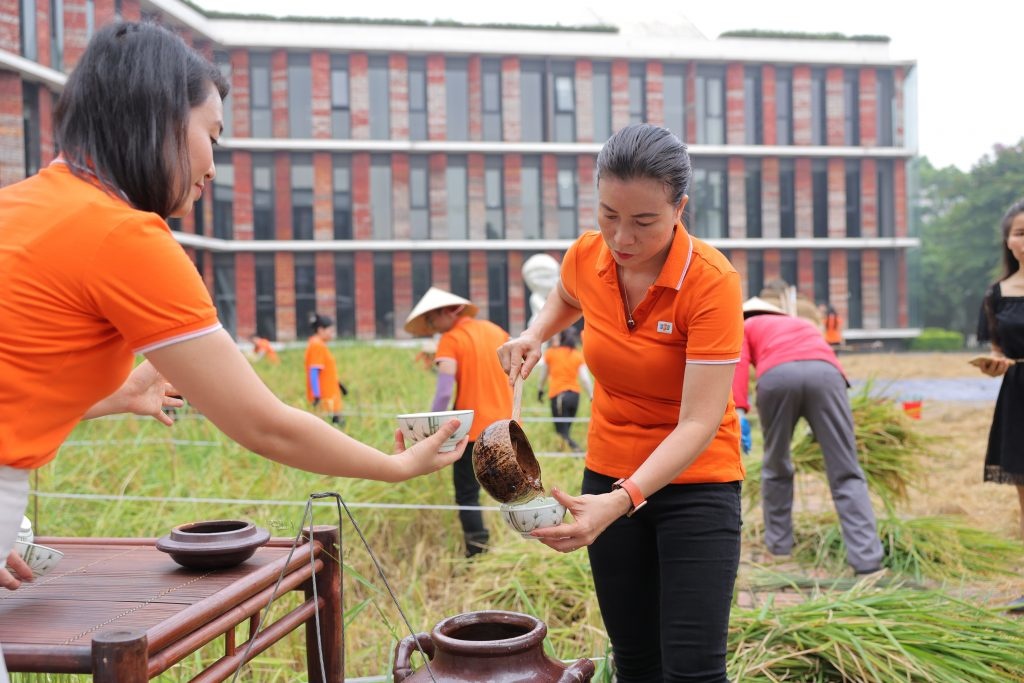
[404,287,479,336]
[742,296,787,318]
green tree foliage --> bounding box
[916,141,1024,335]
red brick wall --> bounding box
[792,66,812,146]
[860,158,877,237]
[429,152,447,238]
[274,252,296,341]
[354,251,375,339]
[313,152,332,240]
[761,157,779,238]
[858,68,877,147]
[610,59,629,132]
[541,154,559,239]
[685,63,697,143]
[0,0,19,52]
[431,251,451,291]
[352,152,372,239]
[862,250,880,328]
[725,63,744,145]
[825,67,844,146]
[391,153,411,240]
[349,53,369,140]
[389,53,408,140]
[469,250,488,318]
[33,0,50,69]
[578,154,596,233]
[62,0,89,66]
[794,158,813,238]
[311,51,331,138]
[761,66,777,145]
[393,251,412,338]
[271,50,288,138]
[507,251,525,335]
[575,60,593,143]
[504,154,522,239]
[0,72,24,187]
[467,153,485,240]
[230,50,250,138]
[501,57,520,142]
[827,158,845,238]
[427,54,446,140]
[730,251,748,298]
[468,55,482,141]
[897,251,908,326]
[894,159,907,236]
[38,87,54,165]
[894,67,905,147]
[315,252,334,320]
[763,249,780,282]
[797,250,814,296]
[829,249,848,321]
[645,61,663,127]
[93,0,114,28]
[727,157,745,239]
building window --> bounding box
[696,66,725,145]
[250,53,272,138]
[663,63,686,141]
[845,160,861,237]
[487,252,509,331]
[521,155,542,239]
[780,250,797,289]
[292,153,314,239]
[879,250,898,327]
[810,68,827,145]
[369,154,392,239]
[368,55,390,140]
[775,67,793,145]
[85,0,93,38]
[212,151,233,239]
[520,60,546,142]
[848,250,863,328]
[412,252,432,304]
[253,153,275,240]
[22,83,40,177]
[745,159,762,238]
[592,61,612,143]
[373,252,394,337]
[843,69,860,146]
[288,53,313,138]
[744,67,763,145]
[747,251,764,300]
[481,58,502,142]
[214,51,233,137]
[333,154,352,239]
[812,250,829,307]
[552,62,576,143]
[213,253,236,339]
[409,155,430,240]
[692,159,727,239]
[20,0,37,59]
[294,254,316,339]
[407,57,427,141]
[628,62,646,125]
[255,254,276,339]
[193,196,206,237]
[877,159,895,237]
[812,159,828,238]
[450,252,470,299]
[334,253,356,338]
[485,156,504,239]
[877,69,895,146]
[49,0,63,70]
[446,57,469,140]
[330,54,350,138]
[446,155,468,240]
[779,158,795,238]
[557,157,577,239]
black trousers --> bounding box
[584,469,741,683]
[550,391,580,442]
[453,441,488,553]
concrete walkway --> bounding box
[851,377,1002,402]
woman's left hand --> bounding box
[530,486,631,553]
[85,360,184,424]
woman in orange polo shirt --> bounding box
[536,328,592,451]
[0,23,464,616]
[499,124,744,682]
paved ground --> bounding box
[852,377,1002,402]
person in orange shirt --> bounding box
[499,124,744,682]
[821,303,844,352]
[250,334,280,365]
[0,22,465,639]
[405,287,513,557]
[536,328,593,451]
[305,314,345,426]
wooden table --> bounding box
[0,526,342,682]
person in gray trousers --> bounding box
[732,297,884,575]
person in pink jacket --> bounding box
[733,297,883,575]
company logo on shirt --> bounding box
[657,321,673,334]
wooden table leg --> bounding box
[305,525,342,682]
[92,628,148,682]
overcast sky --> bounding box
[200,0,1022,172]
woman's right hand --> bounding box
[977,356,1014,377]
[391,419,467,480]
[497,333,543,382]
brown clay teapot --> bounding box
[393,610,595,683]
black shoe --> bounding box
[464,532,489,558]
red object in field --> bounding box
[902,400,923,419]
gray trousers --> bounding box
[756,360,883,573]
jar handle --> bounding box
[392,632,435,683]
[557,657,596,683]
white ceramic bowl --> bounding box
[500,496,567,538]
[7,540,64,578]
[396,409,474,453]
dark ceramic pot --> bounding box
[155,519,270,570]
[393,610,595,683]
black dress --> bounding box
[977,283,1024,485]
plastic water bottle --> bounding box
[17,515,33,544]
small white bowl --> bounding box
[396,409,474,453]
[500,495,567,538]
[7,540,64,578]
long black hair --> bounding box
[54,22,229,218]
[596,124,691,208]
[982,199,1024,344]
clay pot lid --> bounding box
[155,519,270,570]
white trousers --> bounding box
[0,466,31,683]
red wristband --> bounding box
[612,477,647,517]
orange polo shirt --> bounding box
[305,336,343,412]
[543,346,586,398]
[0,163,221,470]
[561,227,744,484]
[435,316,513,441]
[254,337,280,364]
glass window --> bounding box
[22,83,40,178]
[370,154,392,239]
[877,159,895,237]
[373,252,394,337]
[330,53,350,138]
[557,157,577,239]
[368,55,390,140]
[214,51,233,137]
[288,53,313,138]
[775,67,792,145]
[482,58,502,142]
[812,159,828,238]
[810,68,826,145]
[213,253,237,339]
[877,69,895,146]
[20,0,37,59]
[334,253,356,338]
[250,53,272,138]
[255,254,276,339]
[744,67,763,145]
[552,62,575,143]
[193,195,205,237]
[745,159,762,238]
[845,160,861,237]
[412,252,432,303]
[520,60,546,142]
[409,155,430,240]
[487,252,509,331]
[446,57,469,140]
[692,159,727,239]
[292,153,314,239]
[696,66,725,145]
[446,155,468,240]
[520,155,542,239]
[747,251,764,299]
[450,252,470,299]
[212,151,233,239]
[812,250,829,307]
[779,158,795,238]
[591,61,612,143]
[485,156,504,239]
[848,250,863,328]
[628,62,646,125]
[780,250,798,288]
[843,69,860,146]
[253,153,275,240]
[333,154,352,239]
[49,0,63,70]
[879,250,898,327]
[408,56,427,141]
[294,254,316,339]
[663,63,686,141]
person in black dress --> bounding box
[976,198,1024,611]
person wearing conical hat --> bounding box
[735,296,883,576]
[405,287,513,557]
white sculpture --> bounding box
[521,253,560,328]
